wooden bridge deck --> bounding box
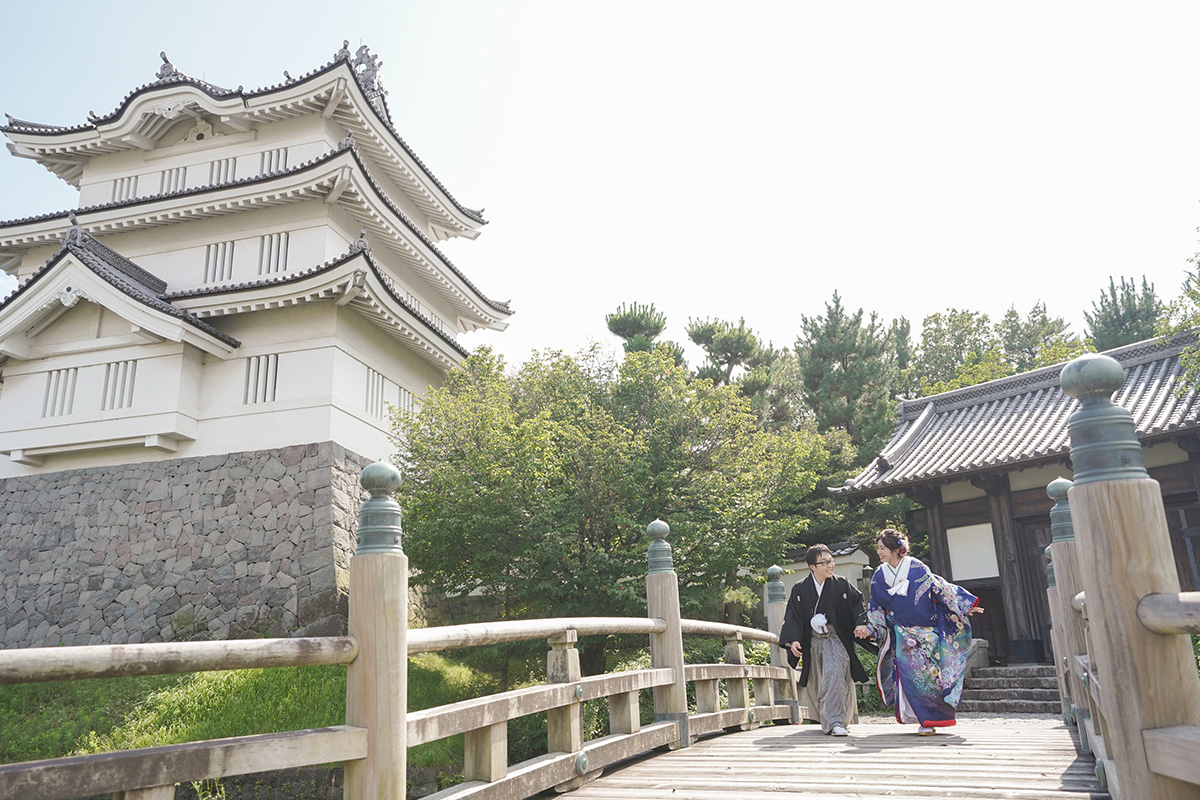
[547,714,1108,800]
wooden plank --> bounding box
[564,718,1110,799]
[1144,725,1200,786]
[0,727,366,800]
[0,637,358,684]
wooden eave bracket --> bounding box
[322,78,348,119]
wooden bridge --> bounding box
[0,352,1198,800]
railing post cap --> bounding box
[1046,475,1073,501]
[647,519,670,540]
[355,459,404,555]
[360,459,402,493]
[1060,353,1124,401]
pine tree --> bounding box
[1085,276,1164,352]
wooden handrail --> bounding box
[0,636,358,685]
[1136,592,1200,635]
[679,619,778,643]
[408,617,667,653]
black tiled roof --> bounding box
[1,230,239,348]
[0,144,511,317]
[835,334,1200,499]
[165,247,470,359]
[0,47,486,226]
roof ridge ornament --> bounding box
[339,129,355,150]
[156,51,183,82]
[61,212,85,247]
[352,228,370,253]
[352,44,389,119]
[335,40,352,62]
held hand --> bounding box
[969,606,985,615]
[789,641,802,658]
[853,625,870,639]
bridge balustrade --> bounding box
[1039,353,1200,800]
[0,460,805,800]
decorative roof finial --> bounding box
[336,40,352,62]
[283,70,292,82]
[352,228,370,252]
[156,51,182,82]
[62,212,85,247]
[338,129,355,150]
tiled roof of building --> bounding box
[0,143,512,318]
[1,224,240,348]
[835,334,1200,499]
[0,45,486,226]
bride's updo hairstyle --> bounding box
[876,529,908,558]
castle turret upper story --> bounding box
[0,44,511,476]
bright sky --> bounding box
[3,2,1200,368]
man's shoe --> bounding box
[831,724,849,736]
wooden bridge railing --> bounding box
[0,461,803,800]
[1042,353,1200,800]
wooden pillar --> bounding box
[344,461,408,800]
[766,565,801,723]
[723,632,754,731]
[646,519,689,748]
[1062,354,1200,800]
[909,488,952,578]
[1045,477,1087,729]
[973,473,1038,661]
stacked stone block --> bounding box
[0,442,371,649]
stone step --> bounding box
[971,665,1056,679]
[963,676,1059,690]
[959,688,1061,702]
[958,698,1063,714]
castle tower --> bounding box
[0,45,510,646]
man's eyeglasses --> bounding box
[815,559,835,567]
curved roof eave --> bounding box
[2,52,487,232]
[0,145,513,324]
[167,248,469,368]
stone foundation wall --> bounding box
[0,442,372,649]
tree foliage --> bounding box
[393,346,827,632]
[605,301,685,366]
[793,292,903,464]
[1085,276,1164,352]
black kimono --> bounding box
[778,573,872,687]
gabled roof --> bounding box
[2,44,485,236]
[0,143,512,328]
[0,223,240,357]
[169,245,470,368]
[835,334,1200,499]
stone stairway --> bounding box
[958,664,1063,713]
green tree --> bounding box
[997,302,1081,372]
[793,292,903,463]
[912,309,995,388]
[393,346,826,669]
[687,317,758,386]
[1085,276,1164,352]
[606,301,685,365]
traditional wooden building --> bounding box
[0,45,510,648]
[834,334,1200,664]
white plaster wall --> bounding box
[1144,440,1188,468]
[947,523,1000,581]
[1008,464,1073,492]
[941,480,986,503]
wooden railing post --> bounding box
[646,519,689,748]
[723,632,754,730]
[765,565,800,723]
[546,628,600,790]
[1045,476,1087,729]
[1061,354,1200,800]
[344,461,408,800]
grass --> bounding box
[1,653,496,771]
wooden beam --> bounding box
[973,474,1037,645]
[1144,725,1200,786]
[0,727,366,800]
